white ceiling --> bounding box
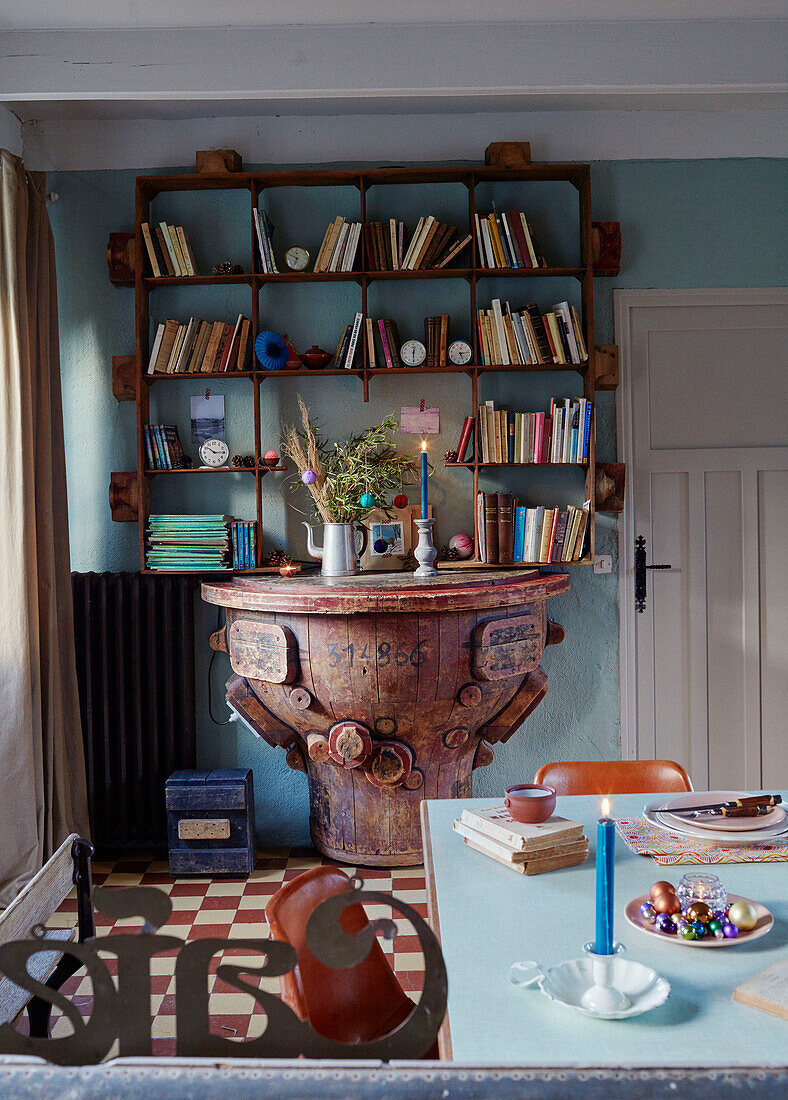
[2,0,787,31]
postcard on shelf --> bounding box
[191,394,226,444]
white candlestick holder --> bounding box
[580,942,630,1014]
[413,517,439,577]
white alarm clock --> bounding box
[284,246,310,272]
[199,437,230,468]
[400,339,427,367]
[448,339,473,366]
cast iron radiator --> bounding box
[71,572,196,851]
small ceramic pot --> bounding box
[504,783,557,824]
[300,345,332,369]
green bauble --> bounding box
[708,918,723,933]
[679,924,696,941]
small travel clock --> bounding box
[448,339,473,366]
[400,339,427,367]
[284,246,310,272]
[199,437,230,468]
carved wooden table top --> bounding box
[202,569,569,615]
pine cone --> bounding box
[242,455,256,468]
[212,261,244,275]
[444,450,458,464]
[448,546,460,561]
[438,544,450,561]
[231,454,243,468]
[174,455,193,469]
[265,548,286,567]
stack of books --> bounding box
[452,805,588,875]
[424,314,450,367]
[145,515,231,571]
[474,209,542,270]
[477,299,587,366]
[148,315,253,375]
[473,398,592,465]
[365,217,471,271]
[141,222,198,277]
[143,424,184,470]
[475,493,590,565]
[231,520,258,569]
[253,209,279,273]
[365,317,402,369]
[314,217,362,273]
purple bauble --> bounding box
[712,908,727,922]
[640,901,656,923]
[723,922,739,939]
[373,538,388,554]
[301,469,317,485]
[656,913,676,934]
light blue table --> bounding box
[421,793,788,1066]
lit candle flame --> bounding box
[421,438,427,452]
[601,797,610,818]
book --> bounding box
[141,223,162,277]
[733,959,788,1021]
[455,416,475,463]
[459,805,585,853]
[383,319,402,368]
[483,492,499,565]
[452,820,589,875]
[513,506,526,562]
[436,232,472,269]
[497,492,514,565]
[344,312,363,369]
[377,319,393,368]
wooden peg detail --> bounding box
[112,355,136,401]
[365,741,413,789]
[288,686,312,711]
[473,739,495,770]
[546,620,565,647]
[485,142,531,168]
[403,768,424,791]
[109,471,139,522]
[596,462,626,513]
[106,232,135,285]
[328,721,372,768]
[306,731,331,764]
[592,221,621,277]
[196,149,243,174]
[209,625,228,653]
[443,726,470,750]
[457,683,483,708]
[593,345,619,391]
[285,741,307,774]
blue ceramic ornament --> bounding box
[255,331,289,371]
[360,492,375,509]
[373,538,388,554]
[301,469,317,485]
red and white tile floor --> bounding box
[21,849,427,1057]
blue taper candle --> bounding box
[420,441,428,519]
[594,797,615,955]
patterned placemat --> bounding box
[616,817,788,865]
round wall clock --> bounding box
[400,339,427,367]
[199,437,230,468]
[448,339,473,366]
[284,246,310,272]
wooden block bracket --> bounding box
[593,345,619,391]
[112,355,136,401]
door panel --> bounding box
[759,469,788,788]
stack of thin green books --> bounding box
[146,514,232,571]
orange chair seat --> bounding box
[533,758,693,796]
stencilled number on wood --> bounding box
[326,640,426,668]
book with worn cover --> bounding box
[460,805,585,853]
[497,492,514,565]
[483,492,499,564]
[453,819,588,875]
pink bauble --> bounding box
[449,533,473,559]
[263,450,279,467]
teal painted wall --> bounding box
[50,158,787,844]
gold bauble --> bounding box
[728,900,758,932]
[685,901,712,924]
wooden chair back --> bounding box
[265,865,414,1045]
[533,759,693,796]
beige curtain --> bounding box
[0,149,89,907]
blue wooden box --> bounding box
[165,768,255,876]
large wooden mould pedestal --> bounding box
[202,571,568,866]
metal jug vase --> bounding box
[303,522,369,577]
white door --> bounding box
[617,288,788,790]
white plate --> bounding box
[644,796,788,845]
[625,893,773,948]
[662,791,786,832]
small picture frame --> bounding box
[360,504,433,572]
[370,520,405,558]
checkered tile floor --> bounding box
[18,848,427,1057]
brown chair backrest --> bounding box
[265,865,414,1045]
[533,759,693,796]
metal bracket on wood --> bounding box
[106,232,135,285]
[593,345,619,391]
[595,462,626,513]
[112,355,136,401]
[592,221,621,276]
[109,472,139,522]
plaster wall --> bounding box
[49,155,787,845]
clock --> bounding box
[400,339,427,367]
[284,246,310,272]
[448,339,473,366]
[199,437,230,468]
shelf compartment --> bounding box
[144,370,256,382]
[445,461,589,469]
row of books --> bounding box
[461,397,592,465]
[146,515,232,571]
[144,424,184,470]
[423,314,450,368]
[141,222,199,278]
[230,520,258,570]
[253,209,279,274]
[313,218,362,273]
[453,805,588,876]
[365,218,471,271]
[478,299,588,367]
[474,210,543,270]
[148,315,253,375]
[475,492,590,564]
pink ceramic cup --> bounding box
[504,783,557,824]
